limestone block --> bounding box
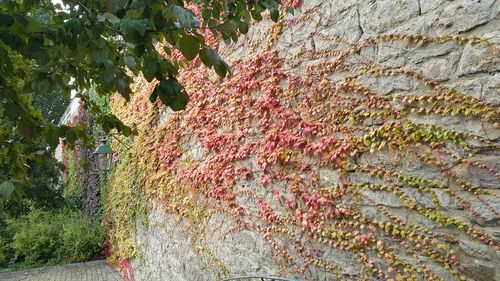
[421,51,460,81]
[360,189,403,208]
[410,42,457,64]
[457,43,500,76]
[433,189,458,209]
[419,0,447,14]
[404,209,439,229]
[436,0,496,34]
[371,75,414,95]
[454,191,500,226]
[482,73,500,104]
[459,258,496,281]
[459,239,491,260]
[448,77,484,100]
[157,107,174,126]
[403,188,435,209]
[359,0,420,34]
[322,248,362,276]
[321,6,363,44]
[318,168,341,186]
[289,13,320,43]
[376,41,411,64]
[357,206,389,221]
[453,154,500,190]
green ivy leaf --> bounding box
[10,14,45,33]
[13,13,28,26]
[199,45,229,77]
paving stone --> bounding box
[0,260,123,281]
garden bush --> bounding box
[0,219,14,270]
[0,237,7,265]
[7,210,105,267]
[60,213,105,262]
[8,211,63,266]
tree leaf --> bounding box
[177,35,199,61]
[239,21,249,34]
[214,60,229,77]
[149,89,158,103]
[199,46,219,67]
[0,181,15,199]
[142,54,159,82]
[91,49,107,64]
[170,91,189,111]
[270,9,279,22]
[163,6,199,29]
[154,78,188,111]
[124,54,137,69]
[45,126,60,149]
[0,13,14,27]
[17,115,37,139]
[217,19,239,37]
[156,78,181,105]
[120,19,148,36]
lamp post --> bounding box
[94,139,113,172]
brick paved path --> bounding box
[0,260,124,281]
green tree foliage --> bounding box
[31,91,70,124]
[0,0,282,199]
[2,157,64,218]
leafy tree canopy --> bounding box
[0,0,283,200]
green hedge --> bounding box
[4,210,105,267]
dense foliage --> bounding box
[104,5,499,281]
[2,210,104,268]
[0,0,285,200]
[1,157,64,217]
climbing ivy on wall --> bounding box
[104,4,499,281]
[60,91,109,216]
[61,144,83,210]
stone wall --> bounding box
[122,1,499,280]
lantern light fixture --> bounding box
[94,139,113,171]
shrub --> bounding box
[0,219,14,268]
[61,213,105,262]
[8,211,63,266]
[0,237,6,265]
[7,210,105,266]
[0,229,14,268]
